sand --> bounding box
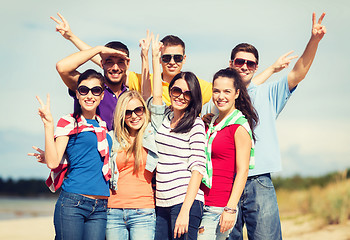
[0,216,349,240]
[0,216,54,240]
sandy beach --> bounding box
[0,216,54,240]
[0,215,349,240]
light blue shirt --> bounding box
[248,76,296,176]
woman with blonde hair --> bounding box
[106,89,164,239]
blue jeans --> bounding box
[54,190,108,240]
[228,173,282,240]
[198,205,238,240]
[154,200,203,240]
[105,208,156,240]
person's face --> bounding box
[124,98,145,136]
[160,45,186,81]
[170,78,191,114]
[101,55,130,86]
[229,51,258,85]
[76,78,104,115]
[212,77,239,115]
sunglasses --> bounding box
[125,106,145,119]
[161,54,184,63]
[233,58,257,70]
[170,86,191,101]
[77,85,103,96]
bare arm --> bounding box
[287,12,326,90]
[174,170,203,239]
[36,95,69,169]
[50,12,102,67]
[252,51,298,85]
[139,30,152,100]
[219,126,250,233]
[56,46,128,91]
[151,33,163,106]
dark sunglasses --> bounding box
[125,106,145,119]
[233,58,257,70]
[161,54,184,63]
[77,85,103,96]
[170,86,191,101]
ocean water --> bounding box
[0,197,57,220]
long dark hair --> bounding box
[168,72,202,134]
[73,69,105,129]
[213,68,258,140]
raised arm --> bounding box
[151,33,164,106]
[36,94,69,169]
[252,51,298,85]
[50,12,102,67]
[56,46,128,91]
[287,12,326,90]
[139,30,152,100]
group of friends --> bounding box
[29,11,326,240]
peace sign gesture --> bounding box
[139,30,152,58]
[311,12,326,42]
[151,33,163,59]
[36,94,53,127]
[50,12,73,40]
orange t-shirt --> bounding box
[107,148,155,208]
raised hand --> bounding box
[139,30,152,58]
[311,12,326,42]
[151,33,163,59]
[271,51,298,73]
[28,146,46,164]
[50,12,73,40]
[100,46,130,61]
[36,94,53,127]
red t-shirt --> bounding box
[201,124,240,207]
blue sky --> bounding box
[1,0,349,179]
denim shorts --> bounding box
[106,208,156,240]
[54,190,108,240]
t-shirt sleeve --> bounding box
[266,75,295,117]
[127,71,142,92]
[198,78,212,105]
[187,118,206,175]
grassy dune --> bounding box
[277,176,350,226]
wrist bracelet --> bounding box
[224,206,237,214]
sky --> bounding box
[1,0,349,180]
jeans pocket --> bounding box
[106,208,111,214]
[61,196,81,208]
[256,176,274,189]
[198,201,204,217]
[136,208,155,216]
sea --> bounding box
[0,197,57,220]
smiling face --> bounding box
[76,78,104,119]
[229,51,258,86]
[212,76,240,117]
[101,55,129,87]
[124,98,146,136]
[160,45,186,82]
[170,78,191,114]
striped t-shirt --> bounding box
[155,115,206,207]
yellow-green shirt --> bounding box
[127,71,212,106]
